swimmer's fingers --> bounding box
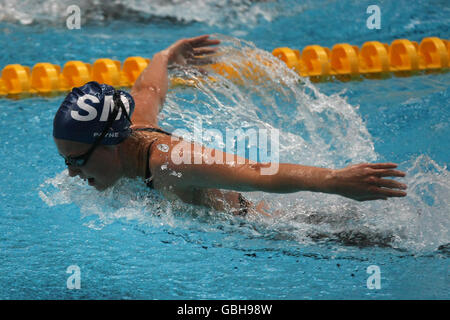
[370,187,407,198]
[366,162,398,169]
[372,169,406,177]
[165,35,219,66]
[189,35,221,47]
[188,57,216,66]
[333,163,408,202]
[368,177,407,190]
[190,48,219,65]
[357,188,405,201]
[193,47,219,56]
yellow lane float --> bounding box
[1,37,448,97]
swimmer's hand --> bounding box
[328,163,407,201]
[164,35,220,67]
[131,35,219,126]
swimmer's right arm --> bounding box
[131,35,220,127]
[149,136,407,202]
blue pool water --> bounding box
[0,0,449,299]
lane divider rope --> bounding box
[0,37,448,97]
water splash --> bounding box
[245,155,449,252]
[163,35,377,167]
[39,36,449,253]
[39,155,450,253]
[38,171,177,229]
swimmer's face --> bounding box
[54,138,122,191]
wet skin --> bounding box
[54,138,124,191]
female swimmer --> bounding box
[53,35,407,215]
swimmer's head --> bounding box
[53,82,135,190]
[53,81,134,145]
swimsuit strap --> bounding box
[144,141,155,188]
[133,127,172,189]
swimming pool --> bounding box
[0,0,448,299]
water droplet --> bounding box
[157,144,169,152]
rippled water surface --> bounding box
[0,0,449,299]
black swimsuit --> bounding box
[132,127,172,188]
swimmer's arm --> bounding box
[150,137,407,202]
[131,52,170,127]
[131,35,220,127]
